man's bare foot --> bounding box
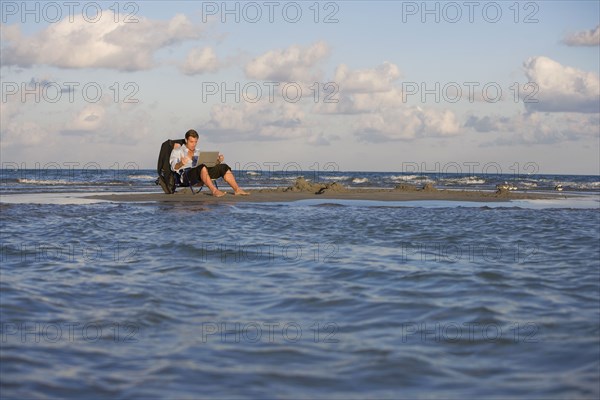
[212,190,227,197]
[234,190,250,196]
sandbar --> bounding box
[86,178,568,204]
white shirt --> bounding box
[169,145,200,171]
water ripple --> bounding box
[2,201,598,398]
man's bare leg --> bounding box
[200,167,226,197]
[223,170,249,195]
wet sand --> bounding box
[86,178,567,204]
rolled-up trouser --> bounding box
[182,163,231,186]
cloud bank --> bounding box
[1,14,201,71]
[244,41,329,82]
[562,25,600,47]
[522,56,600,113]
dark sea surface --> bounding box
[1,169,599,399]
[1,167,599,194]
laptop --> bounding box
[197,151,220,167]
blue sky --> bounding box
[1,1,599,175]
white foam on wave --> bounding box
[352,178,369,184]
[391,175,422,181]
[457,177,486,185]
[127,175,156,180]
[440,176,486,185]
[18,178,74,185]
[17,178,123,186]
[326,176,351,181]
[520,181,538,188]
[558,181,600,190]
[269,176,303,181]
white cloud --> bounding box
[0,84,155,158]
[59,101,153,144]
[562,25,600,47]
[355,106,460,142]
[244,41,329,82]
[64,104,107,132]
[181,47,220,75]
[315,62,405,114]
[201,101,326,143]
[333,62,401,93]
[1,120,51,148]
[466,56,600,145]
[523,56,600,113]
[466,112,600,145]
[314,62,460,141]
[0,81,55,148]
[316,87,405,115]
[0,93,19,121]
[1,14,201,71]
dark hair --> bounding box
[185,129,199,140]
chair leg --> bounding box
[182,169,197,195]
[198,179,218,192]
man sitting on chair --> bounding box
[170,129,249,197]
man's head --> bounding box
[185,129,199,150]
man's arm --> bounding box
[170,147,183,171]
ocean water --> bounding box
[1,170,599,399]
[1,167,599,194]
